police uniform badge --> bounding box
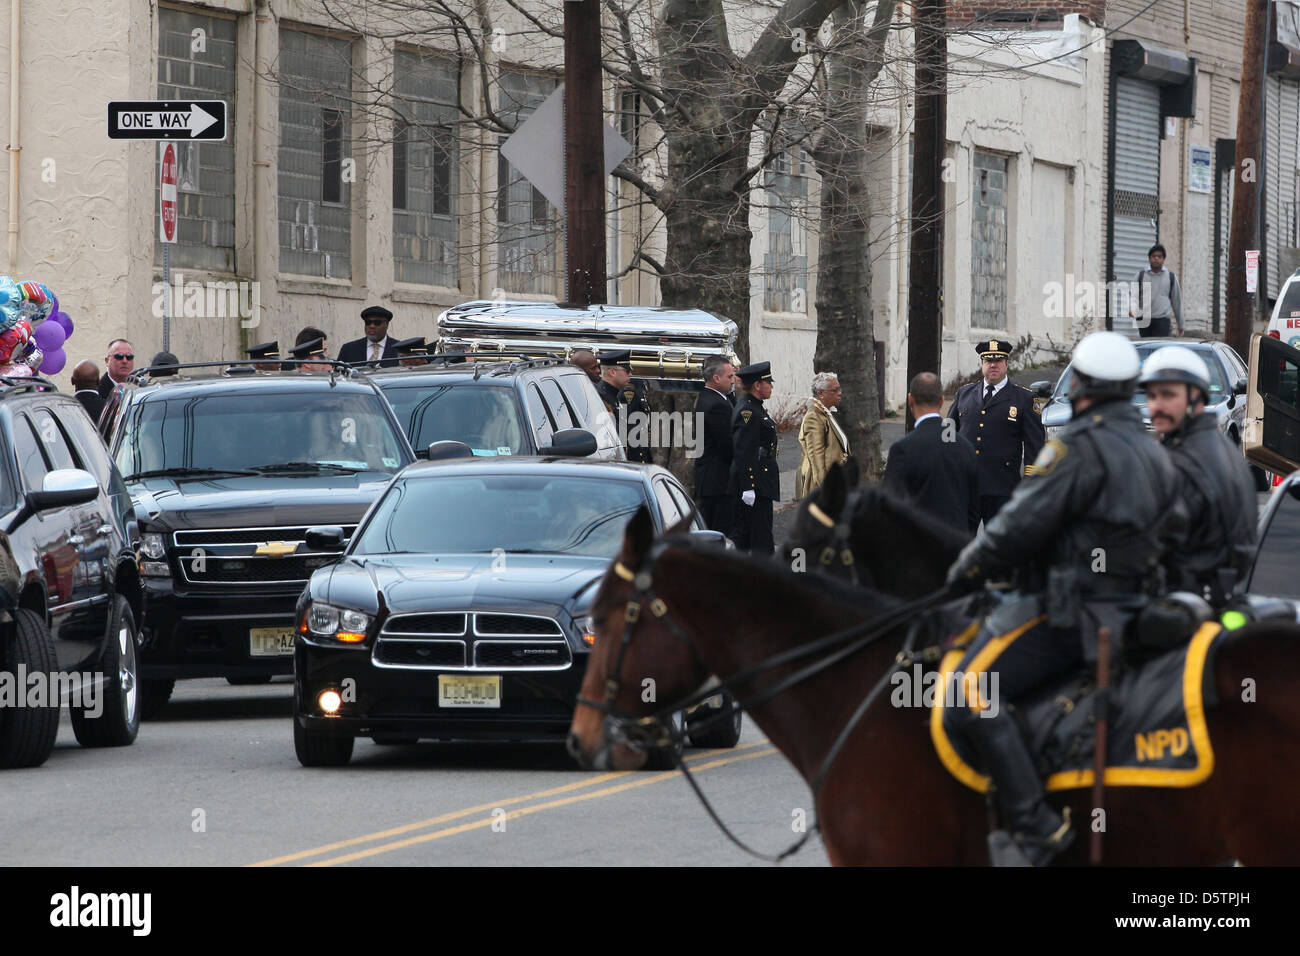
[1008,405,1018,419]
[623,389,635,403]
[1027,438,1067,477]
[741,410,752,424]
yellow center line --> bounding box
[247,739,774,867]
[306,746,779,867]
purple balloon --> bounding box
[33,319,66,351]
[39,346,66,375]
[51,310,73,336]
[48,293,58,317]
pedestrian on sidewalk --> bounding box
[1129,243,1184,338]
[795,371,849,499]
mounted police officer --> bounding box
[597,350,653,464]
[942,332,1185,866]
[1140,346,1256,606]
[730,361,779,554]
[949,339,1045,524]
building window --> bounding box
[497,71,560,296]
[971,150,1008,330]
[155,7,237,273]
[278,29,353,279]
[763,148,810,314]
[393,50,459,287]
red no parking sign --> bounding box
[159,142,177,244]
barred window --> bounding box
[763,149,810,314]
[971,150,1009,330]
[497,71,560,296]
[155,8,236,273]
[278,29,353,279]
[393,51,459,287]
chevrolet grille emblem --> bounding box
[255,541,298,557]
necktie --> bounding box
[370,342,379,362]
[984,384,994,406]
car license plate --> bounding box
[249,627,296,657]
[438,674,501,708]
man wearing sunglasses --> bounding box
[338,305,399,367]
[98,339,135,401]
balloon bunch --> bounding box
[0,277,74,377]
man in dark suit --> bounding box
[596,350,653,464]
[71,360,105,423]
[948,339,1045,525]
[883,372,979,533]
[693,355,736,532]
[337,306,400,366]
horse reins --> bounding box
[576,536,954,862]
[806,488,864,586]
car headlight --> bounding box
[577,614,597,647]
[140,532,166,560]
[303,602,372,644]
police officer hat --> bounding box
[394,336,428,356]
[360,305,393,322]
[599,349,633,370]
[289,337,327,360]
[737,361,774,385]
[244,340,280,360]
[976,340,1012,361]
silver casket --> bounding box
[435,300,738,385]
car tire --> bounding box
[686,690,743,749]
[0,608,60,769]
[139,679,175,721]
[70,596,140,748]
[643,710,685,770]
[294,719,354,767]
[226,675,274,686]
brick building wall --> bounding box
[948,1,1106,28]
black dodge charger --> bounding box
[292,457,732,766]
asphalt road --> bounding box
[0,678,828,867]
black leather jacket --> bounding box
[948,398,1185,595]
[1160,411,1257,600]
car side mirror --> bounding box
[4,469,101,535]
[538,428,597,457]
[426,440,475,461]
[1233,375,1248,396]
[689,529,728,547]
[1030,381,1053,399]
[304,526,347,551]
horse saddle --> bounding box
[930,620,1226,793]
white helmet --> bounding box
[1067,331,1141,402]
[1138,345,1212,404]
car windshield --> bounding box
[1250,485,1300,600]
[353,474,646,557]
[114,390,410,479]
[1050,344,1229,406]
[379,383,526,456]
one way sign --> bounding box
[107,101,227,140]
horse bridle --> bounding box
[576,535,953,862]
[806,486,865,587]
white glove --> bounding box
[741,490,756,507]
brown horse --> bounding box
[568,505,1300,865]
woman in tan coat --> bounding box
[796,372,850,498]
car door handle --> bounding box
[68,535,85,545]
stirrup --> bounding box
[996,807,1074,867]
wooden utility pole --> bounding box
[906,0,946,430]
[1226,0,1268,357]
[563,0,607,305]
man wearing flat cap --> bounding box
[729,361,779,554]
[597,350,653,464]
[947,339,1045,525]
[339,305,399,367]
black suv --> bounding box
[368,357,623,460]
[107,363,416,716]
[0,377,142,767]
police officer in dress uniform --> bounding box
[941,332,1186,867]
[1139,347,1257,606]
[949,339,1046,525]
[393,336,431,367]
[729,361,779,555]
[245,341,281,372]
[597,350,653,464]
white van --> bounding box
[1267,268,1300,348]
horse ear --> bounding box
[619,505,656,565]
[818,461,849,517]
[843,455,860,488]
[665,514,693,537]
